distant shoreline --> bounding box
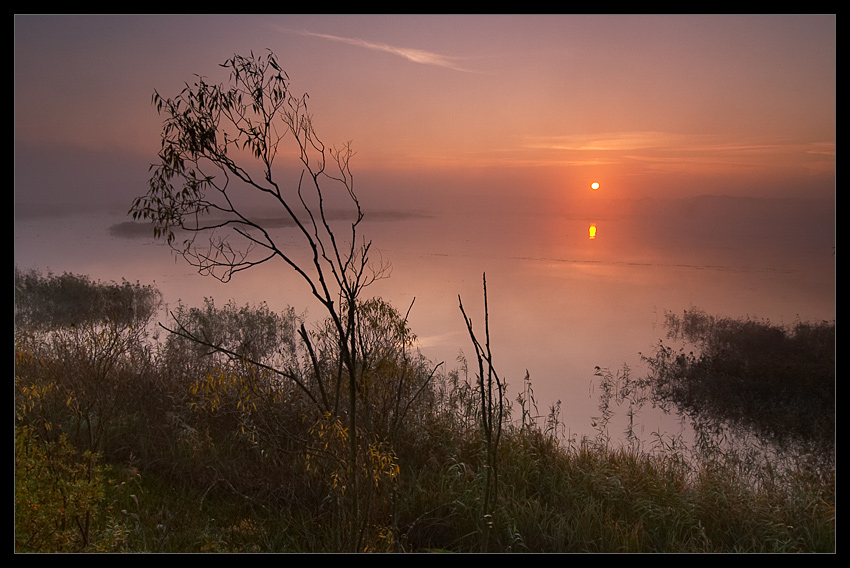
[108,209,436,239]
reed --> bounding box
[15,269,834,552]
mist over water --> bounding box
[14,194,835,445]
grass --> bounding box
[14,269,835,553]
[19,422,830,553]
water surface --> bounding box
[14,195,835,445]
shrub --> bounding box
[15,424,132,552]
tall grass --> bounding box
[14,269,834,552]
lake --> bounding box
[14,194,835,447]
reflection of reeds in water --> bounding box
[589,306,834,494]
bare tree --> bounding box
[129,50,390,549]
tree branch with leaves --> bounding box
[130,49,393,550]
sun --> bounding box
[591,182,600,190]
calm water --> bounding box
[14,196,835,446]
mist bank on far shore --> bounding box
[107,209,435,239]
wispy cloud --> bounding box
[803,142,835,157]
[288,29,480,73]
[519,132,835,175]
[523,132,698,152]
[524,132,828,157]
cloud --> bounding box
[524,132,829,158]
[522,132,696,152]
[803,142,835,157]
[516,132,836,177]
[288,29,480,73]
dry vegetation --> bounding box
[15,268,834,552]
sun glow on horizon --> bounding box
[589,223,597,239]
[591,182,600,190]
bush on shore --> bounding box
[14,269,834,552]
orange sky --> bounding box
[15,14,835,214]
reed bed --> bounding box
[15,269,834,553]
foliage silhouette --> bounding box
[14,272,835,552]
[127,50,448,550]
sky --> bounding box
[14,14,836,217]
